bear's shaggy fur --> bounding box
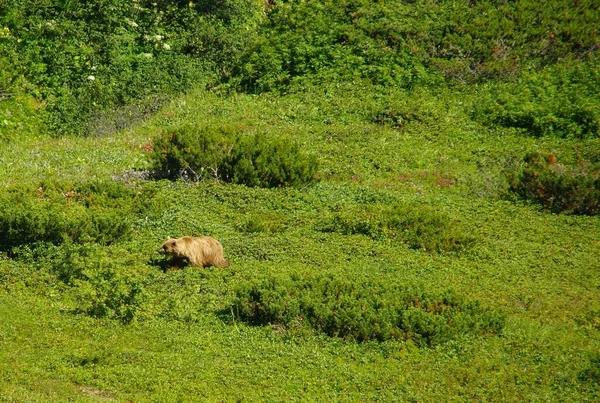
[159,236,230,268]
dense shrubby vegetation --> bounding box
[234,273,505,346]
[2,0,599,136]
[0,0,261,135]
[318,203,475,253]
[150,125,318,187]
[233,0,600,92]
[508,152,600,215]
[49,244,147,323]
[0,181,153,322]
[0,181,144,251]
[474,60,600,139]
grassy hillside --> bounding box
[1,87,599,401]
[1,0,600,401]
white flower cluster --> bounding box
[143,33,171,51]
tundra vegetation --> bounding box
[1,0,599,401]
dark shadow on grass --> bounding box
[147,255,188,273]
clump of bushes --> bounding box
[0,180,143,251]
[1,0,261,135]
[237,212,287,234]
[473,60,600,139]
[508,152,599,215]
[233,0,600,93]
[49,244,147,324]
[580,353,600,384]
[233,273,505,346]
[318,203,475,253]
[150,126,319,188]
[232,0,431,93]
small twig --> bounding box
[179,167,200,184]
[208,166,219,182]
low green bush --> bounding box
[318,203,475,253]
[0,181,142,251]
[224,132,319,188]
[149,125,236,181]
[580,353,600,384]
[233,273,505,346]
[473,60,600,139]
[237,212,287,234]
[149,126,319,188]
[0,0,262,135]
[508,152,600,215]
[51,244,146,324]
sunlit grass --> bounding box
[0,87,599,401]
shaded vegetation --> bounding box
[509,152,600,215]
[0,181,144,251]
[318,203,475,253]
[234,273,505,346]
[0,0,261,135]
[150,125,319,187]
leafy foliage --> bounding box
[0,0,261,134]
[474,60,600,138]
[318,203,475,253]
[234,273,505,346]
[232,0,432,92]
[508,152,600,215]
[232,0,600,92]
[0,180,143,251]
[150,125,319,188]
[149,125,237,181]
[50,244,147,324]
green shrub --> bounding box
[51,244,146,324]
[223,133,319,188]
[580,353,600,384]
[473,60,600,139]
[231,0,600,93]
[318,203,475,253]
[508,152,600,215]
[0,181,141,251]
[0,0,261,135]
[237,212,287,234]
[233,273,505,346]
[149,126,319,188]
[149,125,237,181]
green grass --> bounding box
[1,86,599,401]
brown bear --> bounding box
[158,236,230,268]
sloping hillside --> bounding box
[0,1,599,400]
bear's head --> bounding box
[159,238,180,256]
